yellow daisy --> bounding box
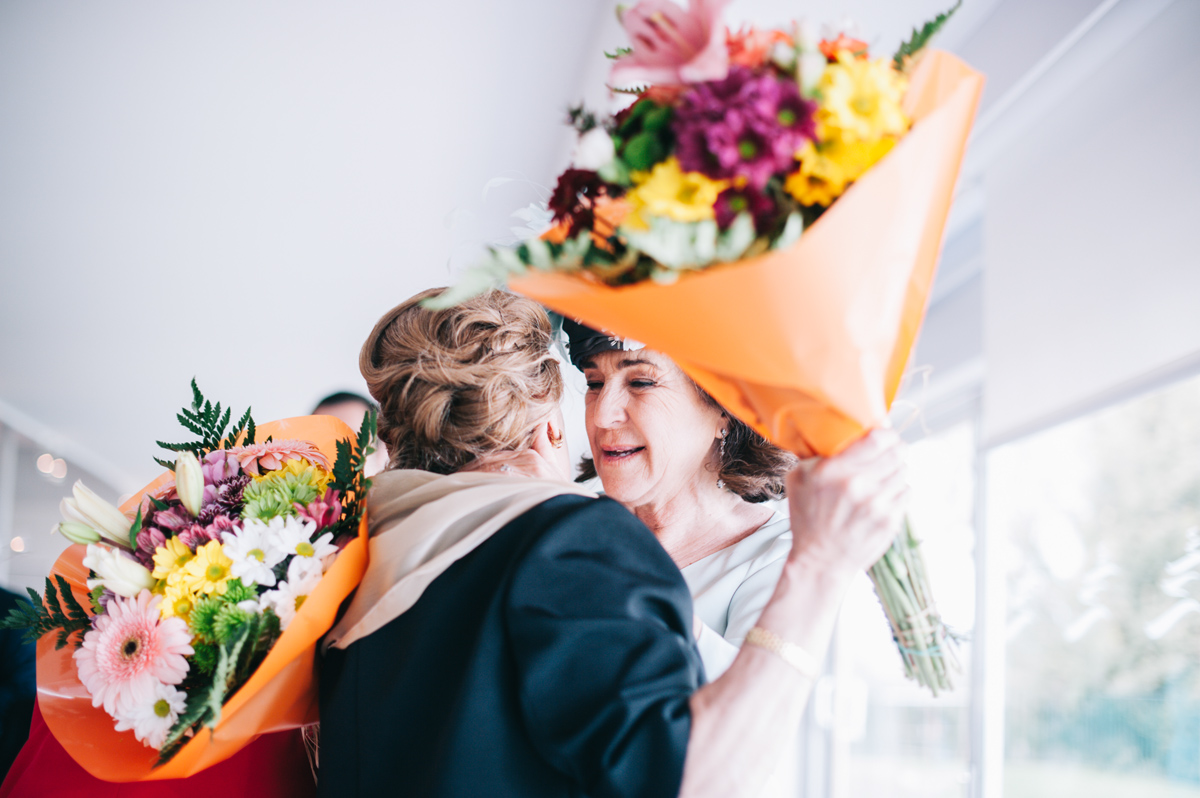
[622,157,728,230]
[178,540,234,598]
[160,581,196,621]
[818,51,909,143]
[785,135,897,206]
[151,537,195,586]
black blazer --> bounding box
[318,494,703,798]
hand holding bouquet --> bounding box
[2,381,374,777]
[436,2,980,694]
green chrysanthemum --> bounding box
[214,604,254,645]
[189,596,223,641]
[241,460,330,521]
[222,577,257,604]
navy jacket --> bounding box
[318,494,703,797]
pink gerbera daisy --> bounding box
[74,590,193,716]
[227,440,330,475]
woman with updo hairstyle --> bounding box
[363,288,566,476]
[317,288,910,798]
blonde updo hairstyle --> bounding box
[360,288,563,474]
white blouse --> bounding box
[682,509,792,679]
[681,509,801,797]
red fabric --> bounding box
[0,701,316,798]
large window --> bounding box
[989,373,1200,797]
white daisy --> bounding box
[263,516,336,572]
[259,556,324,630]
[112,680,188,750]
[222,519,286,587]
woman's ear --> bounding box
[715,414,729,441]
[530,406,571,480]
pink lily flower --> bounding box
[610,0,731,88]
[295,488,343,532]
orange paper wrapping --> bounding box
[512,51,984,457]
[36,416,369,782]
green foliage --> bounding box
[598,157,632,187]
[222,578,255,604]
[566,103,599,134]
[893,0,961,70]
[604,46,632,60]
[0,576,92,648]
[154,379,256,469]
[127,506,142,550]
[612,100,673,173]
[191,641,218,675]
[88,584,106,616]
[622,132,666,171]
[156,686,218,765]
[324,410,378,542]
[155,607,281,767]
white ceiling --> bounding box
[0,0,1115,491]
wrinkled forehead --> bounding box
[578,348,676,373]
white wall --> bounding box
[983,0,1200,444]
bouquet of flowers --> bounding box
[2,381,374,778]
[436,1,964,297]
[434,1,981,694]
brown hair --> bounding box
[576,379,797,503]
[360,288,563,474]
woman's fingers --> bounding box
[785,427,912,573]
[529,421,557,463]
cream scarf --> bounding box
[324,469,595,651]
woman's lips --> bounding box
[600,445,645,463]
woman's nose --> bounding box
[591,386,627,428]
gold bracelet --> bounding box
[744,626,820,680]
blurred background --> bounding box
[1,1,1197,796]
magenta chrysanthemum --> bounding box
[74,590,193,716]
[714,185,777,231]
[673,66,816,188]
[228,440,330,476]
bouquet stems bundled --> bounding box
[867,517,960,695]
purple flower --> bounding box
[198,474,250,525]
[207,515,239,539]
[714,185,777,232]
[673,67,816,188]
[134,525,166,568]
[202,451,242,485]
[177,523,221,552]
[147,504,192,535]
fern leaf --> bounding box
[190,378,203,413]
[894,0,961,70]
[156,691,215,766]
